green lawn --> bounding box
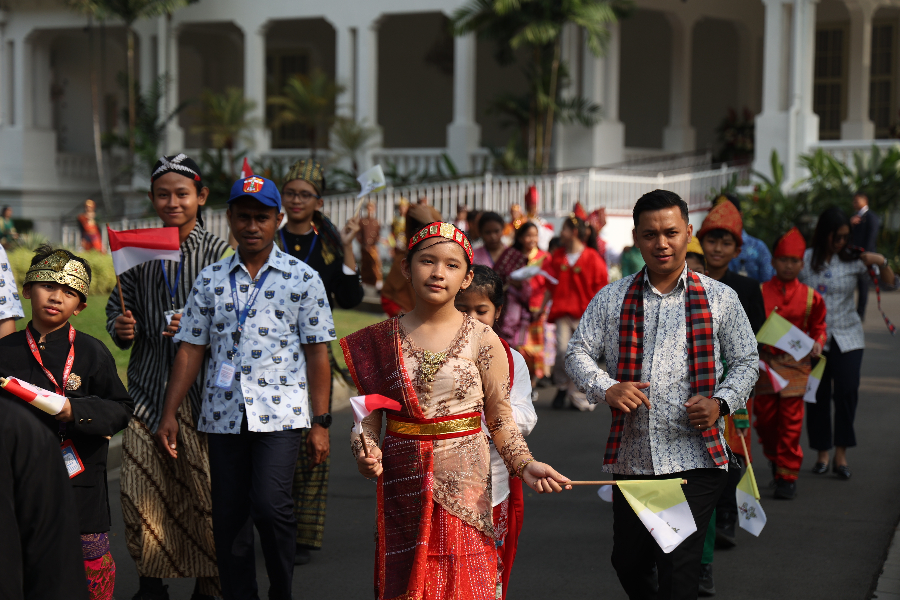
[17,298,384,387]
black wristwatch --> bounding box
[311,413,332,429]
[715,398,730,418]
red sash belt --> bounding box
[386,412,482,440]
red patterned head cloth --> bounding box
[698,199,743,245]
[774,227,806,259]
[573,202,588,221]
[408,222,474,263]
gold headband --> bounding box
[24,250,91,298]
[408,222,474,263]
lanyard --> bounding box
[228,267,272,356]
[25,324,76,396]
[279,229,318,264]
[160,255,184,310]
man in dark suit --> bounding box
[851,192,881,319]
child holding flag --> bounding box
[754,228,827,499]
[344,221,568,600]
[106,154,230,600]
[0,246,134,600]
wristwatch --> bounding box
[715,398,730,419]
[311,413,332,429]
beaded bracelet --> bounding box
[515,457,535,479]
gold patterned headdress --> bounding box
[285,159,325,196]
[24,250,91,299]
[408,222,474,263]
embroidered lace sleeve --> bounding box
[476,326,533,475]
[350,410,383,458]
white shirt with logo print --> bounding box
[175,246,336,433]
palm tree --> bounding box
[192,87,260,179]
[330,117,379,175]
[267,70,345,158]
[452,0,628,172]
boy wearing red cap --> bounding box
[754,228,826,500]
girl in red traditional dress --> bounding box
[342,222,569,600]
[543,215,608,410]
[454,265,537,600]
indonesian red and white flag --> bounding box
[107,226,181,275]
[758,360,789,393]
[349,394,402,434]
[240,157,254,179]
[1,376,67,415]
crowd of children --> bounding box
[1,153,895,600]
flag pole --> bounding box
[567,479,688,486]
[737,433,761,500]
[358,431,370,458]
[116,274,127,316]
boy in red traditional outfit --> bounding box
[754,228,827,500]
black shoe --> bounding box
[811,461,829,475]
[552,389,567,410]
[133,586,169,600]
[698,563,716,596]
[294,546,312,565]
[714,521,736,550]
[833,463,852,480]
[773,478,797,499]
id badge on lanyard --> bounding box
[215,268,271,389]
[61,439,85,478]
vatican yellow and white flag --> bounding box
[357,164,386,198]
[617,479,696,553]
[756,311,815,361]
[803,357,827,403]
[736,463,767,537]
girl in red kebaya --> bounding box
[544,215,608,410]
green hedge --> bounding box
[8,247,118,296]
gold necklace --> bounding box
[418,349,447,383]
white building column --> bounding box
[663,14,696,152]
[138,23,155,96]
[334,25,354,120]
[753,0,819,183]
[161,17,184,153]
[841,3,875,140]
[446,33,481,174]
[555,22,625,169]
[356,19,382,168]
[242,19,270,155]
[12,34,30,128]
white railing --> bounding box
[371,148,449,178]
[809,139,900,165]
[258,148,335,166]
[61,163,748,251]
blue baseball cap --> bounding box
[229,176,282,212]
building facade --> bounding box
[0,0,896,237]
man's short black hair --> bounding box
[633,189,689,227]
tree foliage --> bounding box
[192,88,260,179]
[267,71,345,158]
[452,0,629,172]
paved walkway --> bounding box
[107,291,900,599]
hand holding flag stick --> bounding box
[566,479,688,486]
[0,376,67,415]
[350,394,403,459]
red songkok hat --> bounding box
[774,227,806,259]
[573,202,588,221]
[698,200,743,245]
[408,222,474,263]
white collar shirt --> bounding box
[799,248,867,352]
[175,246,336,433]
[565,267,758,475]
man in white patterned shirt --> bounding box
[156,176,334,600]
[566,190,758,600]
